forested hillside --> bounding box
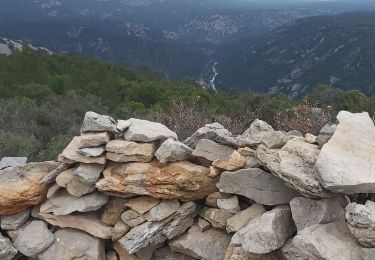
[0,48,374,161]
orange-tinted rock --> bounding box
[96,161,218,201]
[0,162,59,215]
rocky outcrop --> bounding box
[2,110,375,259]
[315,111,375,193]
[0,161,59,215]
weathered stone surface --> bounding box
[125,196,160,214]
[81,111,117,134]
[217,195,241,214]
[261,131,289,149]
[213,151,246,171]
[232,205,295,254]
[112,220,131,241]
[155,138,192,163]
[67,178,96,197]
[184,122,241,148]
[305,133,317,144]
[40,190,108,215]
[362,248,375,260]
[226,204,266,233]
[106,140,155,162]
[290,197,345,231]
[241,119,275,146]
[237,147,256,157]
[283,222,362,260]
[96,161,218,200]
[257,137,329,198]
[0,161,59,215]
[315,111,375,193]
[316,124,335,147]
[197,217,211,232]
[0,157,27,170]
[39,162,70,188]
[123,118,177,142]
[39,212,113,239]
[202,207,233,229]
[77,146,106,157]
[192,139,235,165]
[58,136,106,164]
[79,132,110,148]
[38,228,106,260]
[117,119,132,132]
[56,168,74,187]
[47,184,61,199]
[206,192,229,208]
[225,242,279,260]
[209,166,221,178]
[169,225,231,260]
[0,234,17,260]
[346,200,375,247]
[121,209,146,227]
[153,246,195,260]
[119,202,197,254]
[14,220,54,257]
[145,200,180,221]
[1,208,31,230]
[75,163,105,185]
[217,168,299,206]
[101,197,128,225]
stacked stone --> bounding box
[1,110,375,260]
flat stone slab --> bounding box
[80,111,117,134]
[217,168,300,205]
[0,157,27,170]
[315,111,375,193]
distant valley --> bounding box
[0,0,375,95]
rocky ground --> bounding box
[0,110,375,259]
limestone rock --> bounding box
[1,208,31,230]
[119,202,197,254]
[81,111,118,134]
[75,163,105,185]
[39,212,113,239]
[0,161,59,215]
[232,206,295,254]
[56,167,97,197]
[125,196,160,214]
[237,147,256,157]
[241,119,275,146]
[58,136,106,164]
[0,234,18,260]
[79,132,110,148]
[66,178,96,197]
[206,192,229,208]
[0,157,27,170]
[40,190,108,215]
[155,138,192,163]
[145,200,180,221]
[225,242,279,260]
[212,151,246,171]
[153,246,195,260]
[257,137,329,198]
[217,195,241,214]
[169,225,231,260]
[77,146,105,157]
[305,133,317,144]
[197,217,211,232]
[112,220,131,241]
[56,168,74,187]
[121,209,146,227]
[184,122,240,148]
[38,228,106,260]
[362,248,375,260]
[96,161,218,200]
[117,119,132,132]
[123,118,177,142]
[316,124,335,147]
[192,139,235,165]
[315,111,375,193]
[14,220,54,257]
[217,168,299,206]
[47,184,61,199]
[101,197,128,226]
[226,204,266,233]
[106,140,155,163]
[283,222,362,260]
[202,207,233,229]
[261,131,289,149]
[346,200,375,247]
[209,166,221,178]
[290,197,345,231]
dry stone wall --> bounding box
[0,110,375,260]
